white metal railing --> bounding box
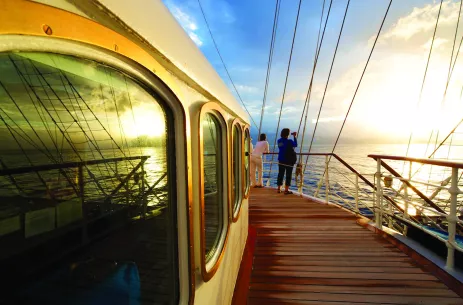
[258,152,463,271]
[369,154,463,271]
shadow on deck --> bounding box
[246,187,463,305]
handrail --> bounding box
[370,157,446,214]
[263,152,407,214]
[368,154,463,169]
[0,155,150,176]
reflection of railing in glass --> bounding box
[0,52,176,304]
[202,113,223,261]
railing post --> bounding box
[375,158,382,229]
[403,183,409,236]
[403,161,412,236]
[78,165,88,244]
[446,167,459,270]
[325,155,329,203]
[355,174,359,213]
[141,163,147,219]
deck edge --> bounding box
[231,225,257,305]
[358,218,463,298]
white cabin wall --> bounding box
[17,1,250,304]
[193,200,248,305]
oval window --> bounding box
[244,128,251,194]
[232,124,242,215]
[0,52,178,304]
[202,113,224,262]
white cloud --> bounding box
[165,2,203,47]
[236,85,259,93]
[311,116,344,124]
[188,32,203,46]
[382,1,460,41]
[421,38,448,50]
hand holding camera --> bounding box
[291,132,297,137]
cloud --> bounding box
[236,85,259,93]
[188,32,203,46]
[165,1,203,47]
[311,116,344,124]
[421,38,448,50]
[382,1,460,41]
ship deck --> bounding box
[244,187,463,305]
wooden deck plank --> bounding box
[247,188,462,304]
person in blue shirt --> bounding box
[277,128,297,194]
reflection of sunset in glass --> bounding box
[122,104,166,138]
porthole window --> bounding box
[244,128,251,194]
[232,124,242,216]
[201,113,224,262]
[0,52,178,304]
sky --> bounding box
[163,0,463,146]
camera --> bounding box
[291,132,297,136]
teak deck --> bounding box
[246,188,463,305]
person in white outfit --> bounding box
[250,134,269,188]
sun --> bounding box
[121,104,166,138]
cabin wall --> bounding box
[2,1,250,304]
[194,200,248,305]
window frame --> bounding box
[243,126,251,199]
[0,11,193,303]
[230,119,244,222]
[198,103,230,282]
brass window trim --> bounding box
[198,102,231,282]
[243,126,251,199]
[230,119,244,222]
[0,2,195,304]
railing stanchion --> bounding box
[446,167,459,270]
[375,158,382,229]
[78,164,88,244]
[325,155,329,203]
[404,183,409,236]
[355,174,359,213]
[142,163,146,219]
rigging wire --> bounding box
[330,0,393,155]
[443,0,463,102]
[404,0,444,157]
[297,0,330,158]
[197,0,258,129]
[257,0,281,138]
[307,0,351,156]
[268,0,303,175]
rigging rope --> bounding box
[197,0,258,129]
[330,0,393,155]
[404,0,444,157]
[297,0,330,161]
[268,0,303,176]
[257,0,281,138]
[443,0,463,102]
[307,0,351,156]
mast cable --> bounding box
[297,0,329,156]
[307,0,351,156]
[268,0,303,176]
[257,0,281,138]
[197,0,258,129]
[330,0,393,155]
[404,0,444,158]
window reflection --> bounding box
[244,129,250,193]
[232,125,241,213]
[0,52,177,304]
[202,113,223,261]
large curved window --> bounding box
[244,128,251,194]
[202,113,224,262]
[0,52,178,304]
[232,124,242,215]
